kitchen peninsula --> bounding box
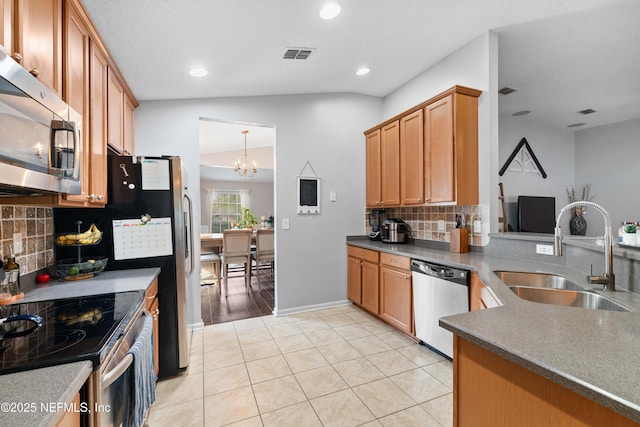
[347,234,640,425]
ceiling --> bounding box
[79,0,638,171]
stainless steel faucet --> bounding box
[554,201,615,291]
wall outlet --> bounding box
[473,220,482,234]
[329,191,337,202]
[13,233,22,255]
[536,244,554,255]
[437,220,445,231]
[282,218,290,230]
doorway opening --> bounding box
[198,118,276,324]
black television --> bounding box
[518,196,556,233]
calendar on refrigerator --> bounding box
[112,217,174,260]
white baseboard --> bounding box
[273,299,352,316]
[189,321,205,331]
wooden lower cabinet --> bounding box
[347,246,413,335]
[379,264,413,334]
[454,336,638,426]
[55,392,80,427]
[469,273,501,311]
[145,278,160,376]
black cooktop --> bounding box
[0,290,144,375]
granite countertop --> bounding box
[0,268,160,427]
[347,237,640,423]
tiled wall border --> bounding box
[1,206,54,275]
[365,205,483,246]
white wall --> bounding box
[383,31,499,242]
[575,117,640,234]
[199,180,274,231]
[135,93,382,324]
[499,116,576,230]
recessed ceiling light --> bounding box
[356,67,370,76]
[320,3,341,20]
[189,68,208,78]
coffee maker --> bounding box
[368,209,386,240]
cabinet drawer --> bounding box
[380,253,410,270]
[145,278,158,310]
[347,246,379,263]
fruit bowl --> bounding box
[55,223,103,246]
[51,257,108,280]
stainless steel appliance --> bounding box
[0,290,146,426]
[411,260,469,358]
[54,156,193,378]
[381,218,408,243]
[0,49,82,196]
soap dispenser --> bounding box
[5,245,20,296]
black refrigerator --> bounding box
[53,155,193,378]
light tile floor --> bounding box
[148,304,453,427]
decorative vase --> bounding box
[569,208,587,236]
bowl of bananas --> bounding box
[55,223,102,246]
[51,257,108,281]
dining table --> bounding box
[200,231,258,253]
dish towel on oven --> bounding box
[127,314,157,427]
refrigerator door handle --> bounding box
[183,193,194,277]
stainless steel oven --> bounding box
[0,48,82,196]
[91,300,149,427]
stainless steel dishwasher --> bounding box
[411,259,470,358]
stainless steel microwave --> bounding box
[0,49,82,196]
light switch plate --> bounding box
[13,233,22,255]
[329,191,337,202]
[282,218,290,230]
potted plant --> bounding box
[622,223,637,245]
[240,207,258,230]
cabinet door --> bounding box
[347,256,362,304]
[88,41,108,205]
[365,129,381,207]
[123,94,136,156]
[470,273,501,311]
[380,266,412,334]
[150,297,160,376]
[14,0,62,94]
[107,67,124,153]
[0,0,12,50]
[361,261,379,314]
[380,120,400,206]
[59,0,89,205]
[400,110,424,205]
[425,95,455,203]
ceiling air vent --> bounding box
[498,86,518,95]
[578,108,596,115]
[283,48,314,60]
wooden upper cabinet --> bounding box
[0,0,13,50]
[424,91,479,205]
[365,129,381,207]
[60,0,89,206]
[14,0,62,94]
[88,40,108,205]
[400,109,424,205]
[123,94,135,156]
[107,67,125,154]
[380,120,400,207]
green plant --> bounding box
[623,224,636,234]
[240,207,258,229]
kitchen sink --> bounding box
[494,271,586,291]
[508,285,631,312]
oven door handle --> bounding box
[102,353,134,390]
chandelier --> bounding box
[234,130,258,177]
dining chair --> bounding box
[200,252,221,291]
[251,229,274,292]
[221,229,252,298]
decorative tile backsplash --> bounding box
[0,205,54,275]
[365,205,483,246]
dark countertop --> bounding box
[0,268,160,427]
[347,236,640,423]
